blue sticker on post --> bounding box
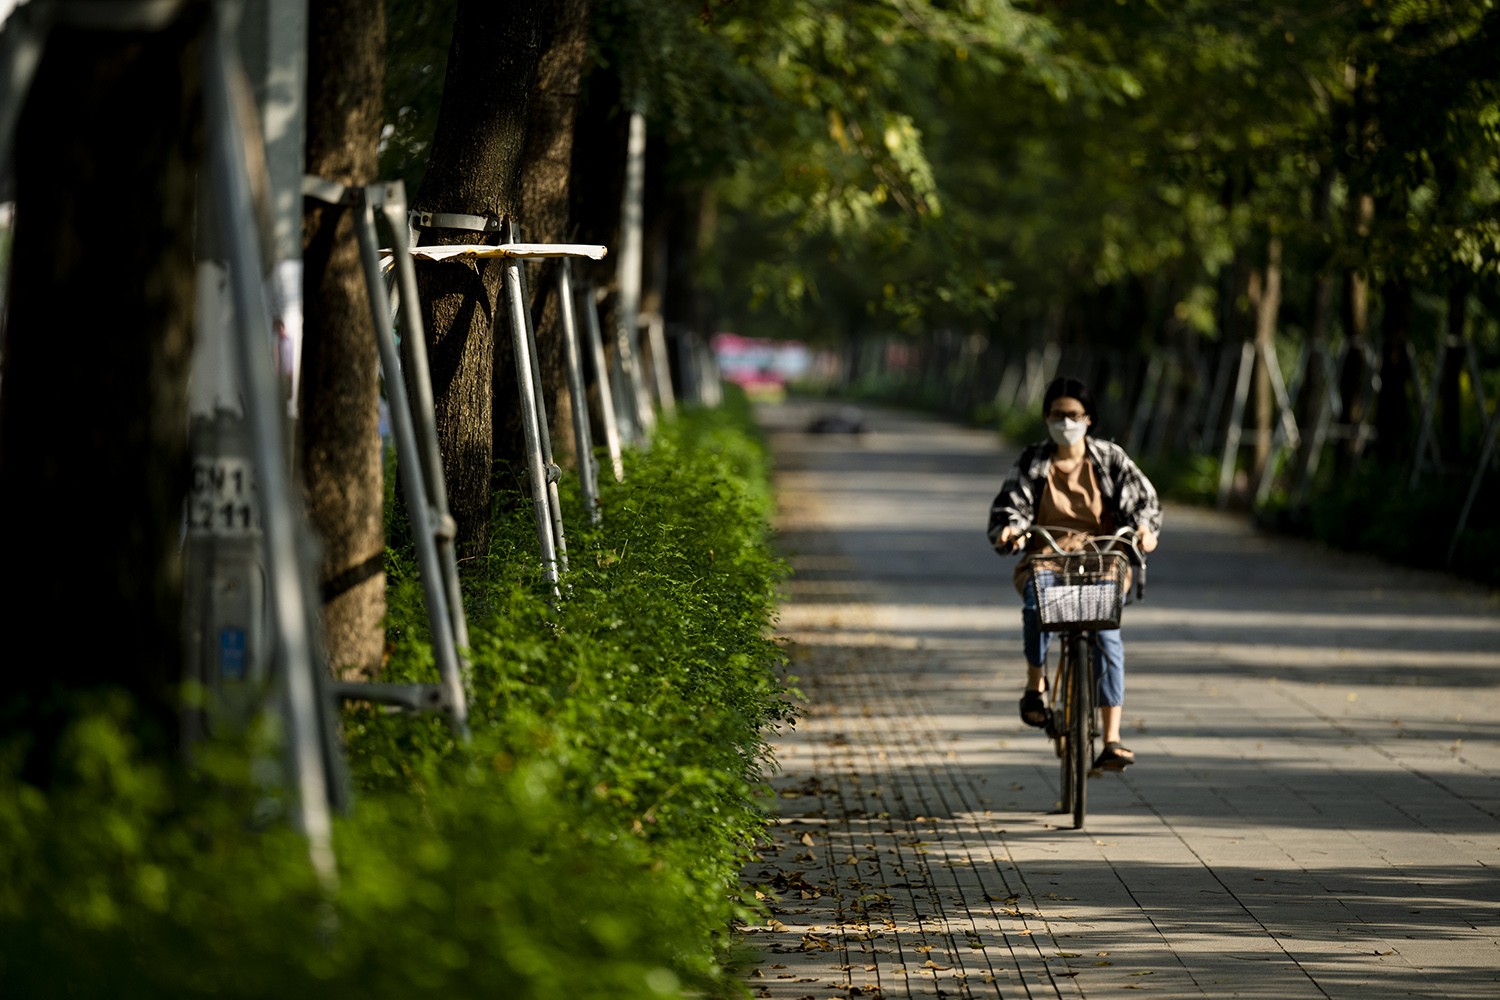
[219,627,247,680]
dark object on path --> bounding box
[806,406,865,435]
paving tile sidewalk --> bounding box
[735,399,1500,1000]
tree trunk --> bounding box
[1439,282,1469,462]
[1426,144,1470,468]
[1251,235,1282,484]
[299,0,388,680]
[1335,194,1373,476]
[0,12,205,782]
[568,49,630,424]
[660,184,716,404]
[1374,279,1414,466]
[499,0,591,474]
[412,0,550,564]
[1335,59,1376,476]
[1215,249,1254,465]
[1290,160,1337,497]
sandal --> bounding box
[1019,686,1051,729]
[1093,742,1135,771]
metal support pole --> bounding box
[508,245,568,577]
[1253,339,1301,506]
[613,108,655,440]
[1145,355,1183,461]
[994,354,1022,416]
[1410,341,1489,489]
[580,276,625,481]
[350,182,470,738]
[558,261,601,522]
[1291,345,1341,506]
[1217,340,1255,508]
[205,6,336,888]
[646,312,676,418]
[704,334,725,406]
[1125,354,1162,454]
[1447,404,1500,567]
[0,0,49,176]
[1198,341,1237,453]
[384,240,607,581]
[374,187,473,694]
[503,260,562,591]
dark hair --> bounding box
[1042,376,1095,420]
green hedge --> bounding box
[1256,460,1500,587]
[0,387,794,999]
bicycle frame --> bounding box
[1017,525,1146,830]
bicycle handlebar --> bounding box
[1009,525,1148,600]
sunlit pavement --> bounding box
[735,399,1500,1000]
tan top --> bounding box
[1013,458,1107,594]
[1038,457,1105,535]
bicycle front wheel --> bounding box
[1068,635,1091,830]
[1053,635,1079,823]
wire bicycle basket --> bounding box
[1028,548,1131,631]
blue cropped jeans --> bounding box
[1021,582,1125,707]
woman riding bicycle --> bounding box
[987,375,1162,771]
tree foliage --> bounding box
[631,0,1500,352]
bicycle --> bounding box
[1015,525,1146,830]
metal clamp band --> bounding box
[408,210,501,234]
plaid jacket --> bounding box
[986,436,1163,547]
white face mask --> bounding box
[1048,417,1088,446]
